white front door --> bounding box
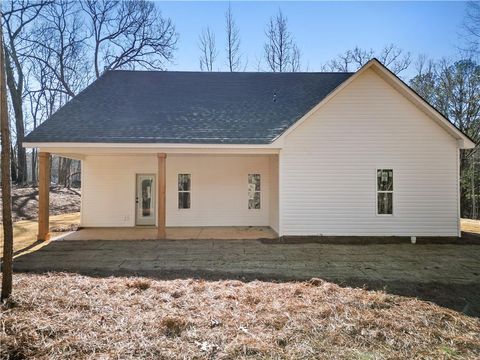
[136,174,156,226]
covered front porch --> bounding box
[34,146,280,241]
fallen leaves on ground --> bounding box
[1,273,479,359]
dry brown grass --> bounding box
[0,213,80,258]
[462,218,480,234]
[1,273,479,359]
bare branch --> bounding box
[1,0,51,184]
[264,9,301,72]
[225,4,241,72]
[290,44,301,72]
[377,44,411,75]
[26,0,90,98]
[461,1,480,55]
[198,27,217,71]
[81,0,177,78]
[325,44,411,75]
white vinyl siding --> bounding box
[279,68,459,237]
[82,155,157,227]
[167,155,270,226]
[82,154,272,227]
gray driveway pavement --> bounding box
[13,238,480,315]
[14,238,480,283]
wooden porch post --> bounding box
[37,152,51,241]
[157,153,167,239]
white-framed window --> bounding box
[248,174,261,209]
[178,174,191,209]
[377,169,393,215]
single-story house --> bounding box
[24,59,475,240]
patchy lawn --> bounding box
[1,273,479,359]
[0,213,80,258]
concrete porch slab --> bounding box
[60,226,277,241]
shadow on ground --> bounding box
[8,238,480,317]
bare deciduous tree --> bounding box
[324,44,411,75]
[2,0,49,184]
[410,57,480,218]
[264,9,301,72]
[26,0,89,186]
[377,44,411,75]
[199,27,217,71]
[462,1,480,55]
[81,0,178,78]
[225,4,241,72]
[1,11,14,301]
[290,44,301,72]
[25,84,41,184]
[435,59,480,144]
[3,0,179,187]
[409,54,436,104]
[24,59,55,184]
[28,0,90,98]
[437,59,480,219]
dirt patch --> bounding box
[0,186,80,223]
[1,273,479,359]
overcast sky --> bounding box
[157,1,469,78]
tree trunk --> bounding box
[58,156,63,186]
[31,149,37,185]
[4,51,26,185]
[460,149,470,218]
[470,156,477,219]
[1,15,14,301]
[57,156,72,188]
[10,144,16,182]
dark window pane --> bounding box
[179,192,190,209]
[141,179,153,216]
[377,169,393,191]
[178,174,191,191]
[248,191,261,209]
[377,192,393,214]
[248,174,261,191]
[248,187,255,200]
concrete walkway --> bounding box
[13,238,480,285]
[62,226,277,240]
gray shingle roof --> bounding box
[25,71,353,144]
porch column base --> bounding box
[37,233,51,241]
[157,153,166,239]
[37,152,51,241]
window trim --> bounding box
[376,168,394,216]
[248,173,261,210]
[178,173,192,210]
